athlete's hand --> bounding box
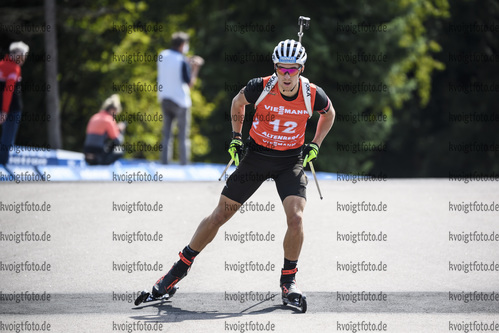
[302,142,319,167]
[228,138,244,166]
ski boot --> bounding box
[134,252,192,306]
[280,268,307,313]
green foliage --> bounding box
[390,0,449,107]
[57,0,216,161]
[6,0,496,177]
[182,0,449,174]
[374,0,499,177]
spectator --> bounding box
[158,31,204,165]
[0,41,29,165]
[83,94,126,165]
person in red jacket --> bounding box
[83,94,126,165]
[0,41,29,165]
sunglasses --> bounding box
[275,65,302,76]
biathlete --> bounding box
[149,39,335,307]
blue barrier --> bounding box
[1,146,338,182]
[6,145,85,166]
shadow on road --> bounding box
[130,294,306,322]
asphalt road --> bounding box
[1,179,498,332]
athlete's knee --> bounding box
[286,212,303,233]
[208,204,236,227]
[210,211,228,227]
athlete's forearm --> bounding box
[230,88,249,135]
[311,107,335,147]
[231,105,244,135]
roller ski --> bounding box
[280,268,307,313]
[134,286,178,306]
[134,251,194,306]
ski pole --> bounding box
[297,16,320,199]
[218,158,234,181]
[309,161,323,200]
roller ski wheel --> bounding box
[134,286,179,306]
[282,293,307,313]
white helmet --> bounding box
[272,39,307,65]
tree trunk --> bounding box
[44,0,62,149]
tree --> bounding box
[44,0,62,149]
[10,0,492,178]
[182,0,450,175]
[374,0,499,177]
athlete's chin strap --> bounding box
[254,74,313,118]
